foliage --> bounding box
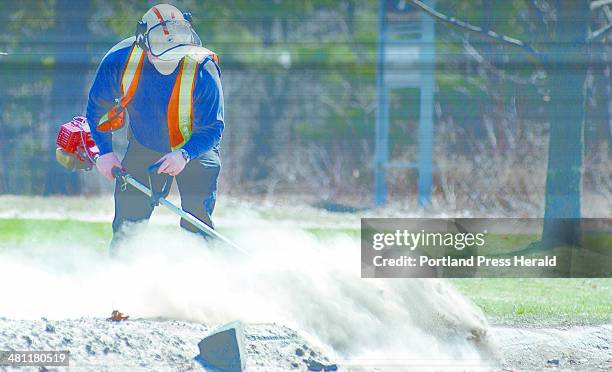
[0,0,609,215]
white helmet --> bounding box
[136,4,202,61]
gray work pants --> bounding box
[110,134,220,252]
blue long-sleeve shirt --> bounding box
[86,37,224,159]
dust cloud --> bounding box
[0,222,493,365]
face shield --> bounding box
[146,19,201,60]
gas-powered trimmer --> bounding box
[55,116,245,253]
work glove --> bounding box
[96,152,122,181]
[156,149,188,176]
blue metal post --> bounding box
[417,0,435,207]
[374,0,389,207]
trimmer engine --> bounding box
[55,116,99,171]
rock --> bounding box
[85,344,95,355]
[195,321,246,372]
[22,335,32,346]
[295,348,304,357]
[306,359,337,371]
[45,324,55,333]
[546,359,560,366]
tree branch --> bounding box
[591,0,612,10]
[525,0,547,29]
[460,36,544,86]
[589,21,612,41]
[408,0,540,58]
[604,4,612,20]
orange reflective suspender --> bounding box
[119,45,146,103]
[97,44,145,132]
[167,56,199,150]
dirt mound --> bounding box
[494,324,612,370]
[0,318,334,371]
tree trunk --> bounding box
[541,0,589,248]
[245,17,275,185]
[44,0,91,195]
[246,15,292,187]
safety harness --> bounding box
[97,44,219,150]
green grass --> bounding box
[0,218,111,251]
[0,217,358,250]
[450,278,612,326]
[1,217,610,326]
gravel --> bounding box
[1,318,610,371]
[0,318,334,371]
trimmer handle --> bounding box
[147,162,173,206]
[111,166,127,178]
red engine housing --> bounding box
[56,116,99,170]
